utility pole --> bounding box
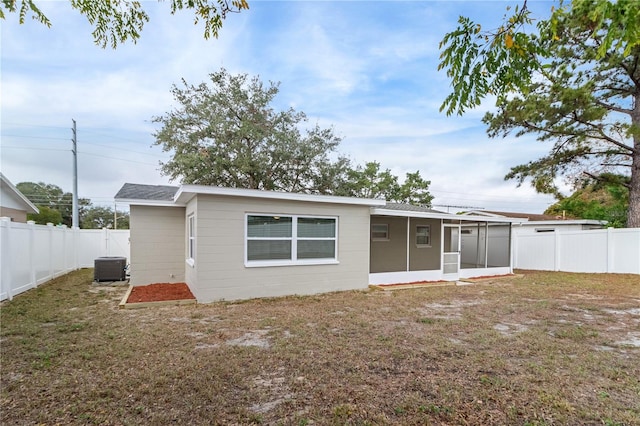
[71,119,79,229]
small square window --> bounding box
[416,225,430,246]
[371,224,389,240]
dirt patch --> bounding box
[127,283,195,303]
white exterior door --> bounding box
[442,224,461,280]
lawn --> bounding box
[1,269,638,425]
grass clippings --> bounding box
[1,268,639,425]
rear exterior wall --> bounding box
[190,194,371,302]
[130,205,185,285]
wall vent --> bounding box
[94,257,127,282]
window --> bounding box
[246,214,337,266]
[416,225,431,246]
[187,214,195,265]
[371,223,389,240]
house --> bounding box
[0,173,39,223]
[460,210,607,235]
[115,183,523,302]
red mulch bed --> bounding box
[127,283,195,303]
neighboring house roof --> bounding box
[373,204,525,223]
[0,173,39,214]
[115,183,387,207]
[462,210,571,221]
[461,209,607,226]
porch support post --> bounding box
[406,217,410,272]
[484,222,489,268]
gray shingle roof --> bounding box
[115,183,179,201]
[382,202,446,214]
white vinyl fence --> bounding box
[514,228,640,274]
[0,218,130,301]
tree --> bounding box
[0,0,249,48]
[439,0,640,227]
[153,68,352,195]
[339,162,433,206]
[27,206,63,225]
[17,181,91,227]
[81,206,130,229]
[545,174,629,227]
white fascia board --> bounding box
[174,184,387,207]
[114,198,185,207]
[0,172,39,214]
[371,208,527,223]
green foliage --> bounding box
[27,205,63,225]
[17,181,91,227]
[154,68,434,204]
[153,68,351,194]
[545,174,629,227]
[439,0,640,227]
[0,0,249,48]
[339,162,433,206]
[81,206,130,229]
[439,0,640,116]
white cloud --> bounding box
[1,0,559,213]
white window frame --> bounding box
[415,224,431,247]
[245,213,339,267]
[186,214,195,267]
[371,223,389,241]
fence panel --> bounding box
[559,230,608,273]
[610,229,640,274]
[515,228,640,274]
[514,232,556,270]
[0,218,131,301]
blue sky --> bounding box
[1,0,561,212]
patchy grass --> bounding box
[1,269,639,425]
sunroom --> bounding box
[368,204,520,285]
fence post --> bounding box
[606,227,614,273]
[554,231,561,271]
[28,221,36,289]
[104,228,110,257]
[1,217,12,300]
[47,223,54,279]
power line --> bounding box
[1,134,69,140]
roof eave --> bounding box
[175,184,387,206]
[0,173,39,214]
[114,198,185,207]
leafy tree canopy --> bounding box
[16,181,128,228]
[0,0,249,48]
[81,206,130,229]
[16,181,91,227]
[154,68,434,206]
[339,162,433,206]
[545,173,629,227]
[439,0,640,227]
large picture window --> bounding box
[246,214,337,266]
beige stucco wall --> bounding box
[190,194,371,302]
[408,218,441,271]
[0,207,27,223]
[370,216,408,273]
[129,205,185,285]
